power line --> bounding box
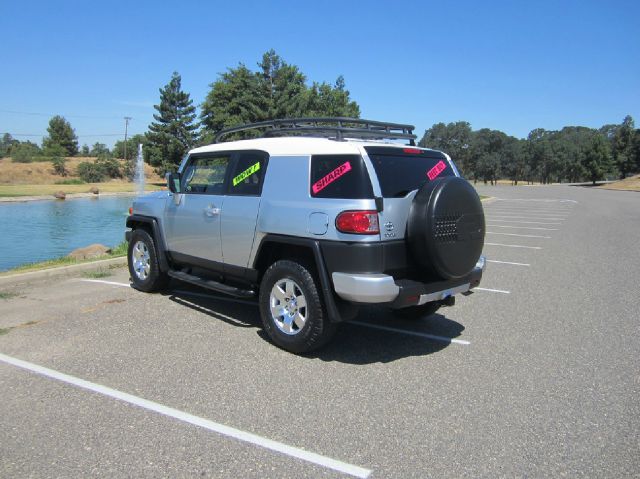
[0,109,132,120]
[1,132,139,138]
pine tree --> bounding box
[582,134,613,185]
[43,115,78,156]
[146,72,199,173]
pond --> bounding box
[0,195,135,271]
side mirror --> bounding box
[166,172,181,193]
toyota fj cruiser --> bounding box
[126,118,486,353]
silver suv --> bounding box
[126,118,486,353]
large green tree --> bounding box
[200,50,360,142]
[419,121,473,174]
[582,134,613,185]
[146,72,199,173]
[42,115,78,156]
[612,115,635,179]
[200,64,267,142]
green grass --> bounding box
[1,240,129,275]
[479,195,489,200]
[0,291,18,300]
[0,327,11,336]
[55,178,85,185]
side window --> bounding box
[228,151,268,196]
[182,155,232,195]
[310,154,373,199]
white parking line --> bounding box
[78,279,131,288]
[348,321,470,345]
[487,212,570,218]
[475,287,511,294]
[487,219,561,225]
[487,215,567,221]
[487,208,571,214]
[486,260,530,266]
[0,353,372,479]
[485,242,542,249]
[486,232,551,239]
[486,224,558,231]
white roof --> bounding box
[189,137,438,157]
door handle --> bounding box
[204,205,220,217]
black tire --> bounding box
[407,176,485,280]
[127,229,169,292]
[392,302,441,320]
[259,260,336,354]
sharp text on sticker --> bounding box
[427,160,447,181]
[312,161,352,194]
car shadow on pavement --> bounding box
[165,289,465,364]
[309,309,465,364]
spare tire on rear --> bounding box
[407,176,485,280]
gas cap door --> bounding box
[308,212,329,235]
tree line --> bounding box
[419,116,639,185]
[2,49,638,184]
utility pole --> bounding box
[123,117,132,160]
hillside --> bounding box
[598,174,640,192]
[0,157,163,185]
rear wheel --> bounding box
[128,229,169,292]
[259,260,336,353]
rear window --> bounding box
[365,147,455,198]
[310,155,373,199]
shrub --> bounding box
[11,142,41,163]
[77,161,106,182]
[52,156,67,176]
[96,156,123,179]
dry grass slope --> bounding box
[598,174,640,192]
[0,157,164,196]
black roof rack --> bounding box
[214,117,417,145]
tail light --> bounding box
[128,207,133,215]
[335,210,380,235]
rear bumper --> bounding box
[332,256,485,306]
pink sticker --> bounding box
[312,161,352,194]
[427,160,447,180]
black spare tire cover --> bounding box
[407,176,485,280]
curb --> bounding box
[0,257,128,287]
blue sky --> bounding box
[1,0,638,148]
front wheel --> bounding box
[259,260,336,353]
[127,229,169,292]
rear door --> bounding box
[220,150,268,274]
[364,146,456,242]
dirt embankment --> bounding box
[0,157,162,185]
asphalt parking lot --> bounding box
[1,184,638,478]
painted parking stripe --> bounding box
[475,287,511,294]
[486,232,551,239]
[486,260,530,266]
[487,215,567,221]
[348,321,470,345]
[0,353,372,479]
[487,219,561,225]
[487,212,570,218]
[78,279,131,288]
[486,208,571,214]
[485,242,542,249]
[486,224,558,231]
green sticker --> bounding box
[232,162,261,186]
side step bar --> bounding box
[167,270,255,299]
